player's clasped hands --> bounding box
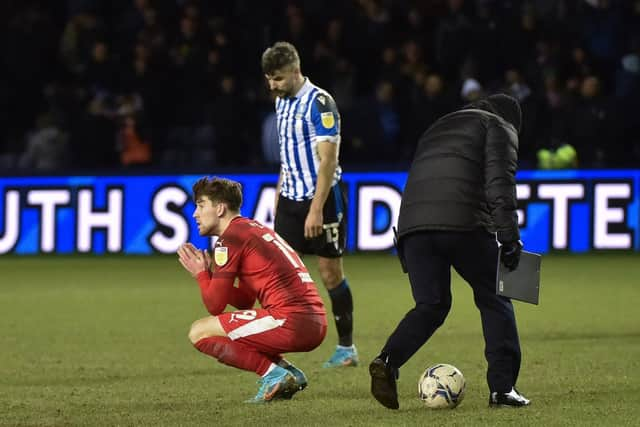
[178,243,211,277]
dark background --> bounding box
[2,0,639,174]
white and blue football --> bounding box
[418,363,466,409]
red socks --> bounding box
[194,336,274,376]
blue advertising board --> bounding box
[0,170,638,254]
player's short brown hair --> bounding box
[192,177,243,212]
[261,41,300,75]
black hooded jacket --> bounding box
[397,94,521,244]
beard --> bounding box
[198,224,212,236]
[271,86,291,98]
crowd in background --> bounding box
[1,0,640,173]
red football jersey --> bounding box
[196,217,325,316]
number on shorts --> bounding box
[230,310,257,322]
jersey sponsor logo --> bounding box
[321,112,335,128]
[317,95,326,105]
[214,246,228,266]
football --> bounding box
[418,364,466,409]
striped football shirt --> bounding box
[275,78,342,201]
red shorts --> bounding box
[218,308,327,355]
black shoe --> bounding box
[369,357,399,409]
[489,388,531,407]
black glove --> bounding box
[501,240,523,271]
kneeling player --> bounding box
[178,176,327,403]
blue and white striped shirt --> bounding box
[275,78,342,201]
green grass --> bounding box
[1,253,639,426]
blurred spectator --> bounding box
[114,93,151,167]
[378,46,402,86]
[261,112,279,166]
[373,80,401,150]
[580,0,625,78]
[471,0,504,83]
[83,41,117,94]
[59,13,104,76]
[564,46,595,82]
[540,72,572,146]
[65,0,102,17]
[502,68,539,162]
[348,80,401,163]
[312,18,355,109]
[206,75,251,166]
[626,1,640,42]
[503,69,532,103]
[400,40,429,83]
[117,0,149,43]
[503,2,540,71]
[461,78,483,103]
[280,4,313,64]
[117,114,151,167]
[614,50,640,165]
[136,7,166,54]
[4,0,640,171]
[169,16,206,126]
[71,92,118,169]
[19,113,70,171]
[351,0,391,94]
[4,2,60,152]
[435,0,473,78]
[406,73,455,154]
[568,75,617,167]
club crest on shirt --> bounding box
[321,112,334,128]
[214,246,228,266]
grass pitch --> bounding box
[1,253,639,426]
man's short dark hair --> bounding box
[261,41,300,75]
[192,177,243,212]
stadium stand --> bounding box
[1,0,640,172]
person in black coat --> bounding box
[369,94,530,409]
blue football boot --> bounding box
[323,345,359,368]
[280,363,307,399]
[245,366,298,403]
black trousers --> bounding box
[382,229,521,393]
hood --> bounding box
[465,93,522,133]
